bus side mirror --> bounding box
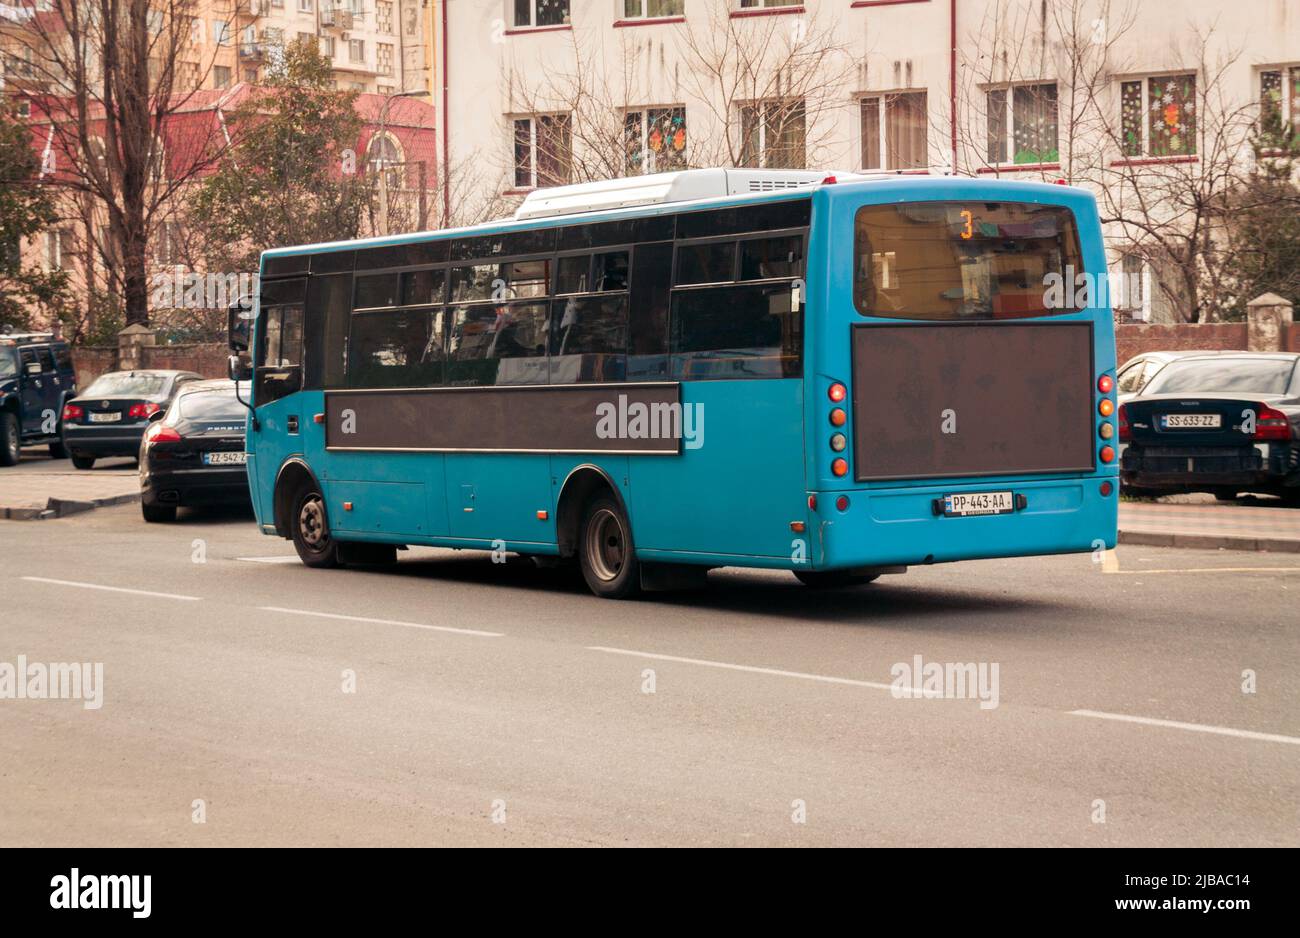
[228,298,254,353]
[228,354,252,382]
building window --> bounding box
[244,68,258,83]
[298,0,313,11]
[349,39,365,63]
[623,0,683,16]
[44,230,69,271]
[513,114,572,188]
[156,221,184,266]
[1259,67,1300,149]
[739,99,806,169]
[213,21,231,46]
[212,65,231,89]
[377,0,394,33]
[190,17,203,44]
[737,1,799,8]
[624,107,686,174]
[513,0,569,28]
[377,85,394,95]
[986,82,1058,165]
[377,42,394,77]
[1121,74,1196,158]
[859,92,927,170]
[320,35,335,57]
[367,134,403,188]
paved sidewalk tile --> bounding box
[1119,499,1300,552]
[0,463,138,519]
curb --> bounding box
[1119,529,1300,554]
[1,492,139,521]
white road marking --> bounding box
[1070,709,1300,746]
[259,605,503,638]
[587,645,944,695]
[1106,567,1300,575]
[236,556,300,564]
[20,576,201,601]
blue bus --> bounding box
[228,168,1118,598]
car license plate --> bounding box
[1161,413,1221,429]
[88,411,121,423]
[203,451,247,466]
[943,490,1015,517]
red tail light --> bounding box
[1255,404,1292,441]
[144,423,180,444]
[62,403,83,420]
[128,402,161,419]
[1097,374,1114,394]
[828,383,847,403]
[1117,404,1131,442]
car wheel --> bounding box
[141,501,176,523]
[0,412,18,467]
[291,486,341,568]
[794,570,881,589]
[71,454,95,470]
[578,495,640,599]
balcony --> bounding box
[321,8,355,29]
[238,42,265,63]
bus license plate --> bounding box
[1161,413,1221,429]
[944,491,1014,517]
[203,451,247,466]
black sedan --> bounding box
[1118,353,1300,504]
[62,370,203,469]
[139,380,252,523]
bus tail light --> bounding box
[1117,404,1131,442]
[831,458,848,477]
[807,494,817,511]
[829,408,846,427]
[1098,398,1114,417]
[1097,374,1114,394]
[835,495,849,512]
[1255,405,1292,441]
[830,433,846,452]
[1099,445,1115,464]
[828,383,847,403]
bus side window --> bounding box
[627,241,671,380]
[671,283,800,381]
[257,304,304,404]
[306,273,353,389]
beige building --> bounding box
[433,0,1300,321]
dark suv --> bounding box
[0,332,78,466]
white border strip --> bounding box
[1071,709,1300,746]
[21,576,201,601]
[259,606,503,638]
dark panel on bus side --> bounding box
[324,383,683,454]
[851,322,1095,481]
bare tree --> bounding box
[14,0,233,327]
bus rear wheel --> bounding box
[292,486,340,568]
[578,496,640,599]
[794,570,880,589]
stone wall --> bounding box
[72,343,228,388]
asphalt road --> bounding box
[1,503,1297,846]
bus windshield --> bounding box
[853,202,1084,320]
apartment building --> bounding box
[434,0,1300,320]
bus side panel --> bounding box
[323,450,449,539]
[445,453,554,546]
[629,380,805,559]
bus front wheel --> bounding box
[292,487,340,568]
[578,496,640,599]
[794,570,880,589]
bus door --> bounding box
[252,277,307,506]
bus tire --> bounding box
[578,496,640,599]
[794,570,880,589]
[291,484,341,569]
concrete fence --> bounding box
[72,330,229,388]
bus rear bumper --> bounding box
[813,477,1119,570]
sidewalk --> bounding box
[0,455,139,520]
[1119,497,1300,553]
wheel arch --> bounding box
[555,464,631,558]
[272,456,322,539]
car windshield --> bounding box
[178,390,244,420]
[0,347,17,381]
[1144,358,1296,396]
[82,373,169,398]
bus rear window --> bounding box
[853,202,1084,320]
